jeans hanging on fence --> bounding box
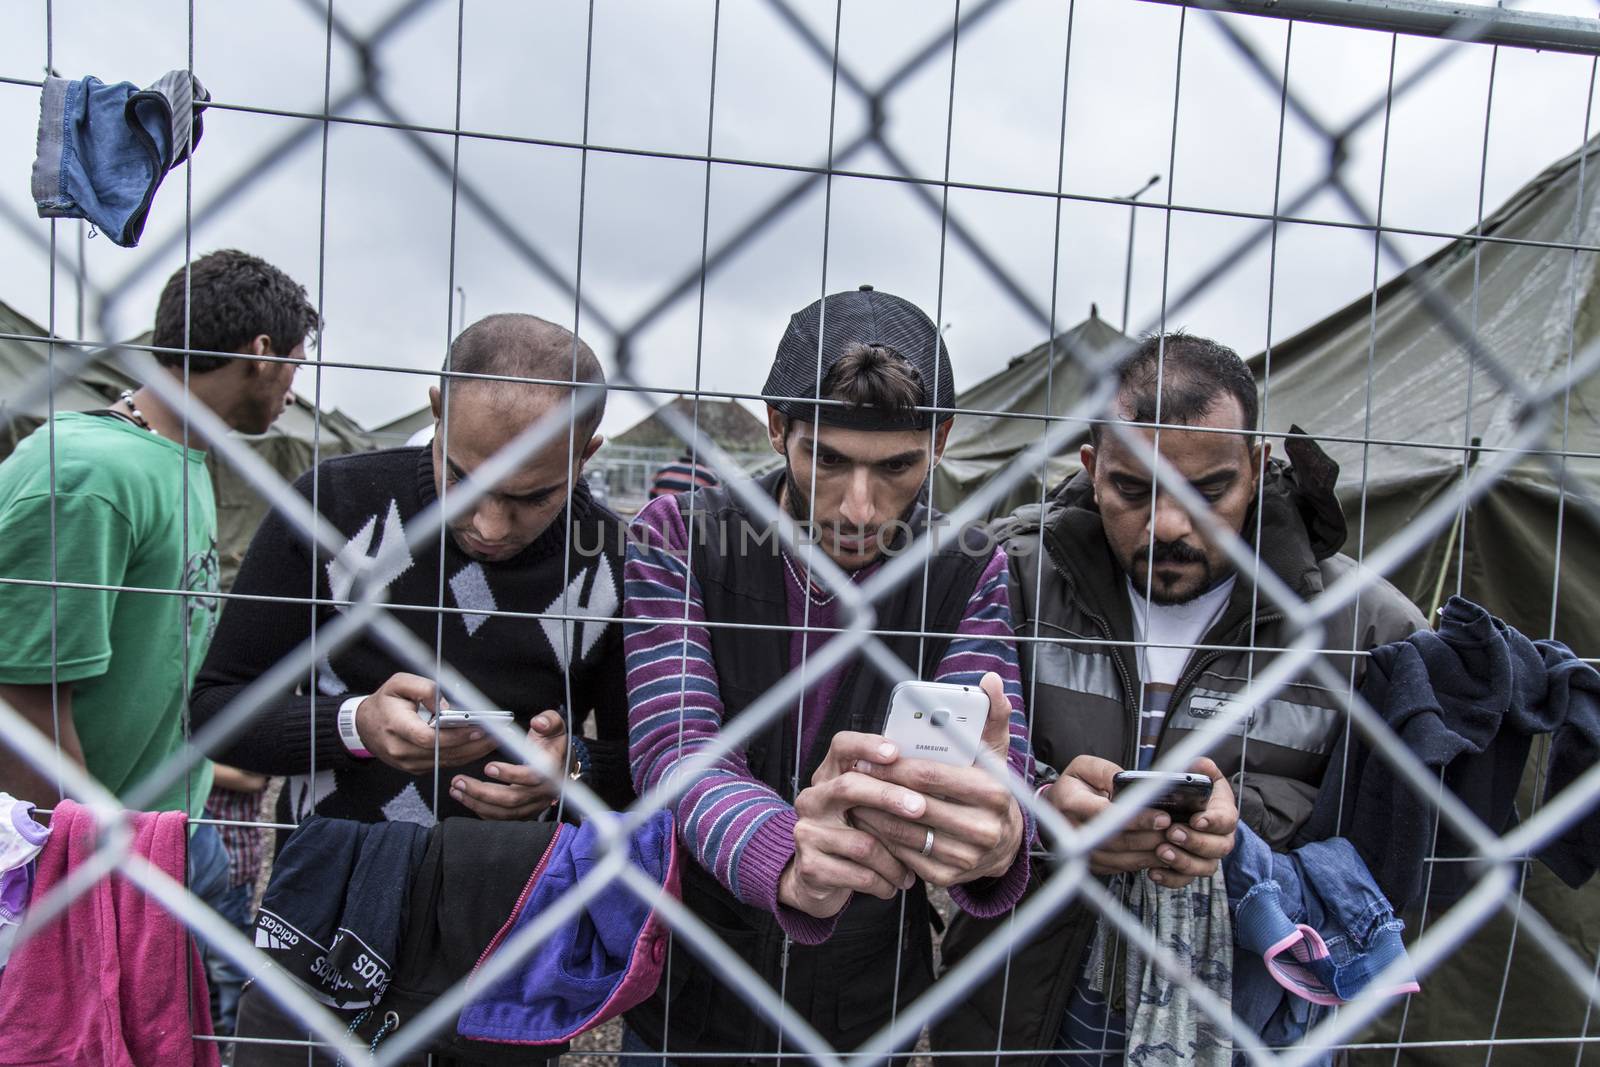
[31,70,209,247]
[1225,820,1419,1061]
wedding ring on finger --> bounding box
[920,827,935,857]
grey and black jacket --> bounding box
[932,434,1426,1066]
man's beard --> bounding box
[782,460,811,524]
[1130,538,1219,605]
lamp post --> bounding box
[1120,174,1161,335]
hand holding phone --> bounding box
[417,705,515,729]
[353,672,498,774]
[1048,756,1234,887]
[791,672,1023,908]
[880,681,989,768]
[1110,770,1213,819]
[449,709,570,821]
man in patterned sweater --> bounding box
[621,286,1034,1063]
[191,313,633,828]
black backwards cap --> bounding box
[762,285,955,432]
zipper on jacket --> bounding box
[1033,532,1147,1067]
[1087,607,1142,771]
[467,823,566,978]
[1156,609,1283,753]
[1040,532,1142,769]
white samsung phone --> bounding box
[417,706,515,729]
[882,681,989,767]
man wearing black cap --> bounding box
[621,287,1035,1062]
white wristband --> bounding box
[338,695,373,759]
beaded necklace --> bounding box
[117,390,157,433]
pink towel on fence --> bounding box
[0,800,218,1067]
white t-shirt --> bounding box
[1125,574,1235,767]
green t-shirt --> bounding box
[0,412,218,818]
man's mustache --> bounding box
[1134,540,1208,566]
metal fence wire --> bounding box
[3,0,1600,1064]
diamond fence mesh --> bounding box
[2,0,1600,1064]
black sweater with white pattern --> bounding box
[191,446,633,823]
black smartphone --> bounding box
[1111,770,1213,818]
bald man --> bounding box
[191,313,634,830]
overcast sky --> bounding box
[3,0,1597,437]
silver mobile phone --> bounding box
[417,706,515,729]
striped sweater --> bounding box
[624,493,1033,944]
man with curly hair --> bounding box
[0,248,315,815]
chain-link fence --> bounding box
[3,0,1600,1064]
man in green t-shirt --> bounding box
[0,249,317,818]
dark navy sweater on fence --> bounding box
[1300,596,1600,910]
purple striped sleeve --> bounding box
[935,546,1036,918]
[624,495,837,944]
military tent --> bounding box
[932,308,1131,517]
[1,299,139,455]
[937,134,1600,661]
[207,389,373,589]
[597,397,777,512]
[1255,138,1600,658]
[371,404,435,448]
[1245,136,1600,1066]
[608,396,771,454]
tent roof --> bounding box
[944,123,1600,494]
[1250,136,1600,493]
[933,309,1132,514]
[942,307,1132,466]
[0,299,136,421]
[610,396,769,454]
[373,404,435,439]
[1241,137,1600,650]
